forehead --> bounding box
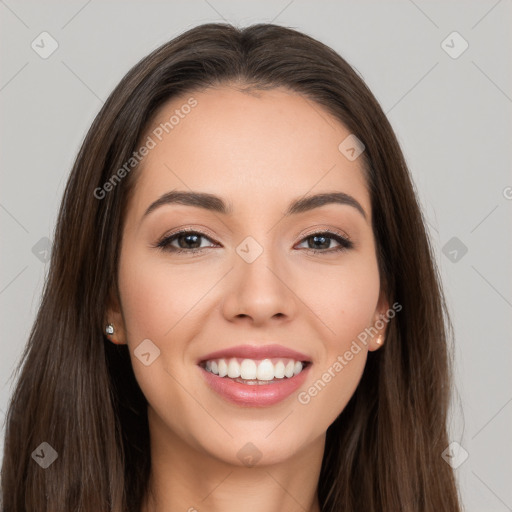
[127,86,370,221]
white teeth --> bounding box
[274,361,285,379]
[227,358,241,378]
[284,360,295,378]
[218,359,228,377]
[203,357,308,381]
[257,359,274,381]
[240,359,257,380]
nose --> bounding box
[221,244,297,327]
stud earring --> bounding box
[376,335,383,345]
[105,323,115,336]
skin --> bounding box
[107,85,389,512]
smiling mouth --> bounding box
[199,357,311,385]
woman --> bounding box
[1,23,462,511]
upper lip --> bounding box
[198,344,312,363]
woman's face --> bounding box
[109,85,388,467]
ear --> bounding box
[104,285,127,345]
[368,289,390,352]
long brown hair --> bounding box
[1,23,462,511]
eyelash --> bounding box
[154,228,354,255]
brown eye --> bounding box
[154,229,353,255]
[156,230,216,253]
[296,231,353,253]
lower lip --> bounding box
[199,365,311,407]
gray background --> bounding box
[1,1,511,510]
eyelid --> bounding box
[296,225,351,242]
[158,224,219,243]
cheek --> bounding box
[295,252,381,348]
[332,272,380,345]
[293,254,380,424]
[117,247,223,405]
[118,247,215,343]
[116,249,208,429]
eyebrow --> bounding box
[143,190,367,220]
